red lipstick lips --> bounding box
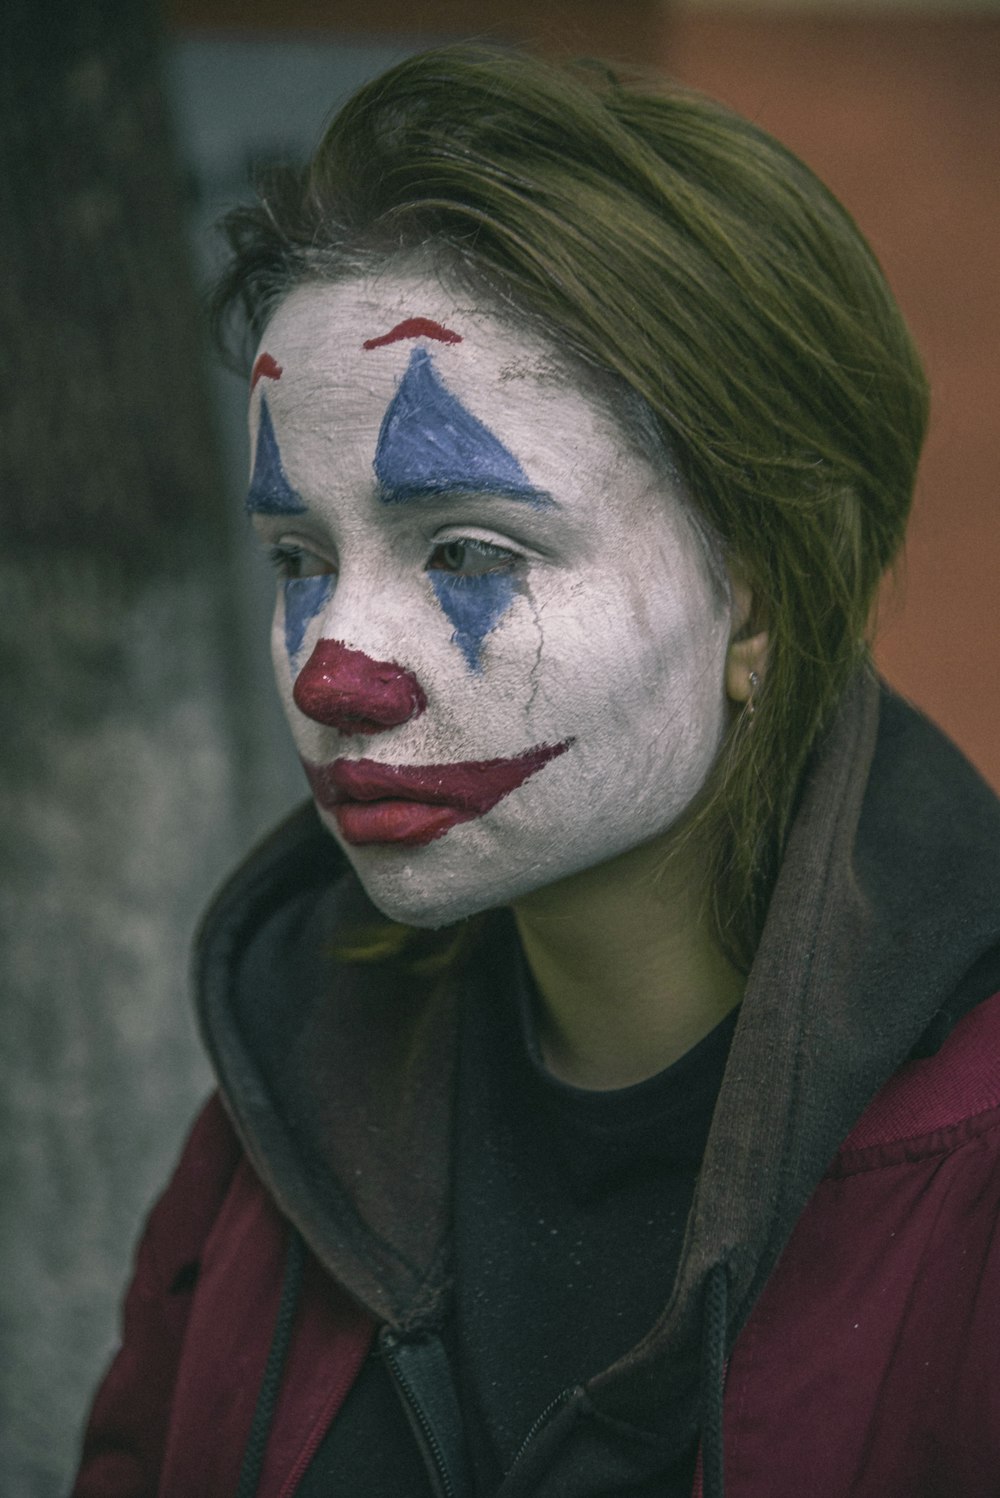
[302,741,572,847]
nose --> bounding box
[292,638,427,734]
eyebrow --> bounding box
[378,477,556,508]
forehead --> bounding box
[259,269,574,394]
[250,270,662,497]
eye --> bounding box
[268,543,336,581]
[427,538,520,576]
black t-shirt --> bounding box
[299,942,736,1497]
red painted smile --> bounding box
[302,741,572,846]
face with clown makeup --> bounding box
[247,266,740,929]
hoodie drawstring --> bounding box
[699,1261,729,1498]
[236,1227,306,1498]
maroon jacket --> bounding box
[74,676,1000,1496]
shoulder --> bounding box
[72,1098,246,1495]
[833,984,1000,1168]
[129,1093,246,1296]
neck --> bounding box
[512,831,744,1090]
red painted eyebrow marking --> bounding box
[251,352,283,391]
[363,318,463,351]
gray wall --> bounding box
[1,32,425,1498]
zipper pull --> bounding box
[381,1329,470,1498]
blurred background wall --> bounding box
[1,0,996,1492]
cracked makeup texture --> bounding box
[248,269,736,928]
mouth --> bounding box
[302,740,572,846]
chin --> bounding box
[354,860,506,930]
[370,895,484,932]
[336,825,559,930]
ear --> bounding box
[725,572,769,706]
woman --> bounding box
[75,46,1000,1498]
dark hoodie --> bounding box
[75,672,1000,1498]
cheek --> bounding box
[524,561,729,753]
[271,578,333,703]
[282,576,335,660]
[272,583,329,729]
[514,573,652,712]
[625,531,731,686]
[270,599,296,710]
[428,571,519,674]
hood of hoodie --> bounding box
[195,671,1000,1485]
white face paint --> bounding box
[247,267,735,927]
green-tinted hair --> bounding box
[213,45,928,969]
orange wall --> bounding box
[665,15,1000,791]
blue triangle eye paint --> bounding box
[284,575,334,661]
[247,394,308,515]
[374,347,551,507]
[430,570,517,673]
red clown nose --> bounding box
[292,638,427,735]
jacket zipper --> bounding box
[506,1385,577,1475]
[381,1331,462,1498]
